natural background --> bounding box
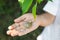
[0,0,47,40]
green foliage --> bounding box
[18,0,33,14]
[18,0,52,18]
[18,0,24,4]
[37,0,43,4]
[32,3,37,19]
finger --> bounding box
[10,29,18,36]
[6,30,12,35]
[8,24,16,30]
[14,15,26,23]
[8,26,14,30]
[8,23,20,30]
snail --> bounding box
[23,21,32,28]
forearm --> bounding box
[38,12,55,26]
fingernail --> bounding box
[8,26,12,30]
[14,19,18,22]
[7,31,10,35]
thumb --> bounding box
[14,15,26,23]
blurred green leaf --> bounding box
[22,0,33,14]
[37,0,42,4]
[18,0,24,4]
[32,3,37,19]
[18,0,24,7]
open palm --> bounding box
[7,13,40,36]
